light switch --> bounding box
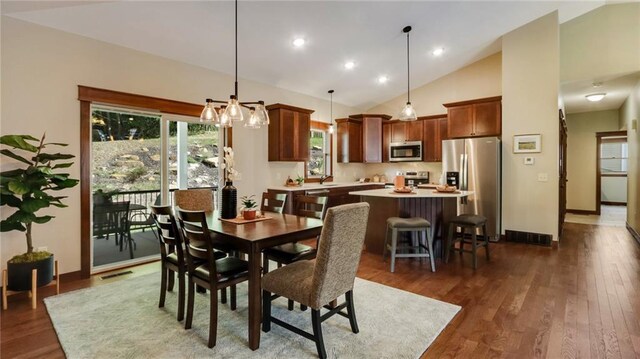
[537,173,548,182]
[524,157,535,165]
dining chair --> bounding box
[100,201,134,258]
[174,189,214,212]
[262,195,328,310]
[260,192,287,214]
[176,208,250,348]
[261,202,370,359]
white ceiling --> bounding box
[561,72,640,114]
[2,1,604,109]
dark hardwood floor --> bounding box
[2,222,639,358]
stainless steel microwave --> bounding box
[389,141,422,162]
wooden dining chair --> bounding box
[174,189,214,212]
[262,202,370,359]
[176,208,249,348]
[260,192,287,214]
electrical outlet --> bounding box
[537,173,548,182]
[37,246,48,252]
[524,157,535,165]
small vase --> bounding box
[221,181,237,219]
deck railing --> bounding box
[107,186,218,211]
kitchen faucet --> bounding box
[319,175,333,184]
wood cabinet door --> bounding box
[473,101,501,137]
[363,117,382,163]
[296,112,310,161]
[382,123,391,162]
[405,121,423,142]
[423,119,437,162]
[390,122,406,143]
[447,105,473,138]
[436,118,448,161]
[348,122,363,163]
[279,109,297,160]
[336,121,349,163]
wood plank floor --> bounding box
[2,222,639,358]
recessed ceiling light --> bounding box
[292,38,305,47]
[432,47,445,56]
[344,61,355,70]
[586,93,606,102]
[377,75,389,84]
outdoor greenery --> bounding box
[0,134,79,260]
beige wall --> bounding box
[502,12,560,240]
[620,79,640,234]
[565,110,620,211]
[365,52,502,182]
[602,177,627,204]
[560,3,640,83]
[0,17,365,274]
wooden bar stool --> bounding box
[383,217,436,273]
[445,214,489,269]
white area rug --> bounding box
[45,273,460,358]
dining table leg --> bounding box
[248,244,262,350]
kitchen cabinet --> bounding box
[422,115,448,162]
[444,96,501,139]
[268,183,385,215]
[267,103,314,162]
[382,122,391,162]
[390,121,423,143]
[336,118,363,163]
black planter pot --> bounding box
[221,181,237,219]
[7,255,54,291]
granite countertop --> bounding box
[349,188,474,198]
[268,182,386,192]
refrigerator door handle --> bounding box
[460,153,468,205]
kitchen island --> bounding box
[349,188,473,256]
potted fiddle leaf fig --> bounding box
[0,134,79,291]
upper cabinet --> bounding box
[337,114,391,163]
[421,115,448,162]
[390,121,423,143]
[267,103,314,161]
[444,96,501,139]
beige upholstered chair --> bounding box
[261,202,370,359]
[174,189,214,212]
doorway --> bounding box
[596,130,628,222]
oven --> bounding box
[389,141,422,162]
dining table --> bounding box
[202,210,323,350]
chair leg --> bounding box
[445,224,454,263]
[382,225,390,261]
[311,309,327,359]
[345,290,359,334]
[159,265,167,308]
[288,299,294,311]
[177,270,185,322]
[390,228,398,273]
[262,290,272,332]
[263,253,270,274]
[128,233,134,259]
[459,227,465,256]
[208,287,218,348]
[185,279,195,329]
[425,229,435,272]
[471,229,478,270]
[300,304,308,311]
[220,287,227,304]
[167,270,175,292]
[230,285,237,311]
[483,224,490,261]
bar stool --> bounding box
[445,214,489,269]
[383,217,436,273]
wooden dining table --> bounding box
[203,211,323,350]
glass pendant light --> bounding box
[200,98,220,123]
[399,26,418,121]
[254,101,270,125]
[244,107,261,128]
[328,90,335,134]
[219,106,232,128]
[224,95,244,122]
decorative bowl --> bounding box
[393,187,414,193]
[436,185,457,193]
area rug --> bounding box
[44,273,460,358]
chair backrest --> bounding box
[261,192,287,214]
[174,189,214,212]
[295,195,328,220]
[175,208,217,279]
[310,202,370,308]
[150,205,183,262]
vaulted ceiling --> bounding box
[2,1,604,108]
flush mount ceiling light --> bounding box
[328,90,335,134]
[292,38,306,47]
[399,26,418,121]
[200,0,268,129]
[377,75,389,84]
[344,61,355,70]
[432,47,445,56]
[586,93,606,102]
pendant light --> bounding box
[199,0,269,128]
[328,90,335,134]
[399,26,417,121]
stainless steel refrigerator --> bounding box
[441,137,501,241]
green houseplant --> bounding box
[240,195,257,220]
[0,134,79,291]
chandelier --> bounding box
[199,0,269,128]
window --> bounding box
[305,121,332,181]
[600,138,628,175]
